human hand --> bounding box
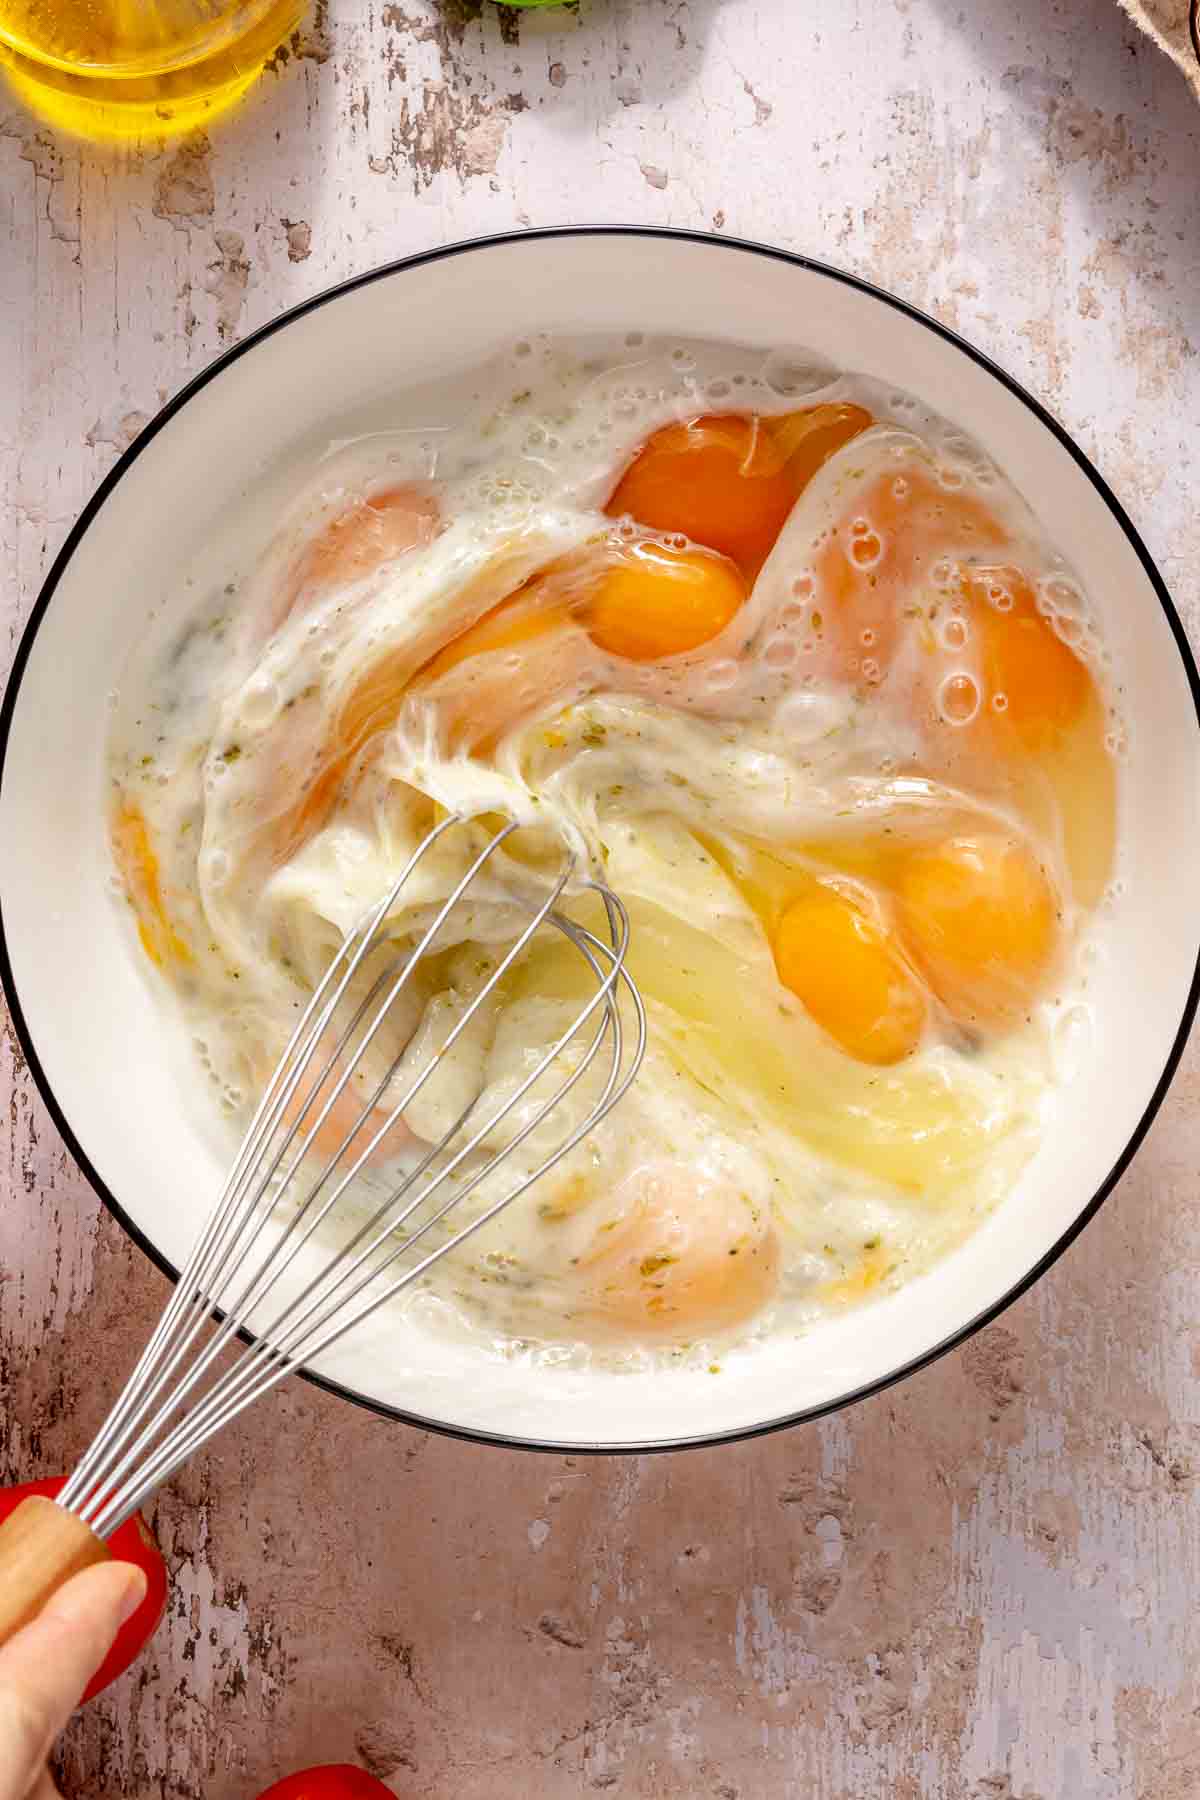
[0,1561,147,1800]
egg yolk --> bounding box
[578,1164,779,1340]
[815,468,1009,687]
[587,540,747,662]
[284,535,745,826]
[271,758,347,866]
[265,644,423,864]
[272,592,578,859]
[894,833,1059,1030]
[605,405,871,580]
[418,586,597,752]
[418,588,569,687]
[772,884,927,1064]
[771,402,875,493]
[112,799,191,967]
[964,565,1094,752]
[273,484,439,634]
[267,1033,420,1168]
[605,413,792,579]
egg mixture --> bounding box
[107,334,1120,1366]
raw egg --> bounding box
[273,484,439,634]
[895,833,1059,1029]
[815,467,1009,687]
[605,405,870,579]
[966,565,1094,752]
[772,883,926,1064]
[268,1034,421,1168]
[605,413,793,578]
[577,1163,780,1340]
[587,539,747,662]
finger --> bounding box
[26,1769,61,1800]
[0,1562,146,1800]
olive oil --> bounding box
[0,0,304,140]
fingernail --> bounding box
[116,1564,149,1625]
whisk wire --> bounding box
[76,840,573,1528]
[91,898,639,1533]
[58,821,464,1517]
[254,822,524,1204]
[61,816,644,1536]
[61,817,467,1521]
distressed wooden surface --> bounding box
[1119,0,1200,97]
[4,1,1200,1794]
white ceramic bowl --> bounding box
[3,228,1199,1451]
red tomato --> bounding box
[255,1768,394,1800]
[0,1475,168,1702]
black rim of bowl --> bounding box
[2,225,1198,1456]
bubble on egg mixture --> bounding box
[1040,573,1083,606]
[191,1036,222,1091]
[938,672,981,726]
[939,615,969,652]
[762,348,840,398]
[1050,613,1085,649]
[1039,574,1090,642]
[775,688,850,744]
[763,635,798,670]
[848,522,884,569]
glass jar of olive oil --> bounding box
[0,0,305,140]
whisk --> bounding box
[0,812,644,1641]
